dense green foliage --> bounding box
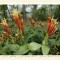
[0,5,60,55]
[34,6,48,21]
[0,20,60,55]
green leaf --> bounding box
[28,42,41,51]
[0,42,3,47]
[56,39,60,46]
[42,45,50,55]
[58,28,60,32]
[1,46,8,54]
[5,39,9,45]
[49,39,56,46]
[14,45,29,55]
[8,44,19,52]
[0,50,6,55]
[28,34,35,39]
[1,44,19,54]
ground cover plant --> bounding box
[0,10,60,55]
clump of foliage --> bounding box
[0,10,60,55]
[34,6,48,21]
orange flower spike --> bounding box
[47,17,57,36]
[49,27,57,36]
[47,17,52,35]
[50,21,55,31]
[3,32,10,39]
[30,19,35,27]
[16,19,21,30]
[12,16,21,30]
[0,38,4,42]
[48,17,53,31]
[40,22,45,28]
[12,10,21,30]
[2,18,11,34]
[29,17,35,27]
[35,18,38,24]
[13,17,20,30]
[12,10,19,19]
[12,16,18,24]
[48,22,54,35]
[32,20,35,26]
[48,20,56,35]
[12,10,22,21]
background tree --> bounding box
[54,5,60,21]
[0,5,8,19]
[34,5,48,21]
[22,5,27,20]
[32,5,37,19]
[0,5,60,22]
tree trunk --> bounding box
[32,5,37,19]
[1,5,8,19]
[22,5,27,20]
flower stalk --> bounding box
[2,18,11,34]
[42,33,49,45]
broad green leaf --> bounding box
[7,44,19,52]
[42,45,50,55]
[28,42,41,51]
[0,46,7,55]
[1,46,8,54]
[1,44,19,54]
[14,45,29,55]
[2,46,8,51]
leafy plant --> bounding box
[0,10,59,55]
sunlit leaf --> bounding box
[28,42,41,51]
[42,45,50,55]
[14,45,29,55]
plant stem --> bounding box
[19,30,29,49]
[42,33,49,45]
[10,35,15,44]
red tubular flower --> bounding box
[0,38,3,42]
[12,10,25,35]
[47,17,57,36]
[29,18,35,28]
[40,22,45,28]
[3,32,10,39]
[35,18,38,24]
[12,10,22,30]
[50,27,57,36]
[2,18,11,34]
